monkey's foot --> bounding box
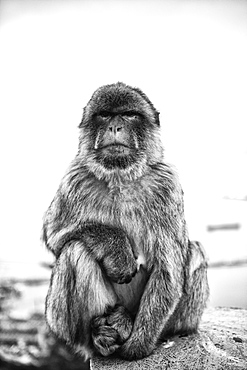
[119,335,153,360]
[91,305,133,357]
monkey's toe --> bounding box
[91,324,120,356]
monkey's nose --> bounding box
[108,124,123,134]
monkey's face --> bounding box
[79,83,163,177]
[92,111,147,170]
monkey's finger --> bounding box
[116,269,137,284]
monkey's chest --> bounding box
[81,182,159,266]
[97,189,152,261]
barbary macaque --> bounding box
[43,82,209,360]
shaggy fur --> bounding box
[43,82,209,360]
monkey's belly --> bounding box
[112,268,148,313]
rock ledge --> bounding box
[90,307,247,370]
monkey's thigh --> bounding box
[46,242,117,347]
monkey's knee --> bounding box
[91,305,133,356]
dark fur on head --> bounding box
[78,82,163,181]
[79,82,160,127]
[43,82,209,360]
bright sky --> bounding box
[0,0,247,263]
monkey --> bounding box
[42,82,209,360]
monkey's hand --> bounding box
[82,224,138,284]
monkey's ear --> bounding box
[79,108,87,128]
[155,111,160,126]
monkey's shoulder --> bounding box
[148,163,184,202]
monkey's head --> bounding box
[79,82,163,181]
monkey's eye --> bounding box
[98,111,112,119]
[122,111,140,119]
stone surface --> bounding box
[90,307,247,370]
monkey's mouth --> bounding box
[99,143,132,155]
[96,144,137,169]
[101,143,130,149]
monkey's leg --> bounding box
[119,268,182,360]
[46,241,118,359]
[164,241,209,336]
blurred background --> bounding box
[0,0,246,368]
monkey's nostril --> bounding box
[108,126,122,133]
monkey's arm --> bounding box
[44,191,137,354]
[75,224,138,284]
[46,240,120,358]
[43,192,137,283]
